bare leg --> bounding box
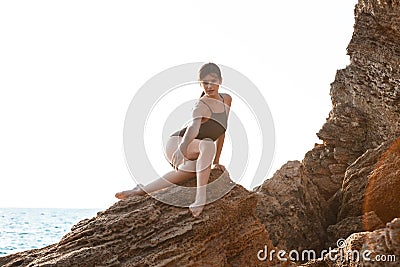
[115,136,216,218]
[189,139,215,217]
[115,184,144,199]
[116,136,196,200]
[142,170,195,192]
[115,170,195,199]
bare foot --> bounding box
[115,184,145,200]
[189,201,206,217]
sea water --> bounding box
[0,208,100,256]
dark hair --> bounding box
[199,62,222,98]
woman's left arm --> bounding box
[213,133,225,165]
[212,94,232,170]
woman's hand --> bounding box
[171,147,186,171]
[212,163,226,171]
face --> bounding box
[200,73,222,98]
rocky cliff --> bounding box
[255,0,400,262]
[1,0,400,266]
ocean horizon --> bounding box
[0,207,101,256]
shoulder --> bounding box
[221,93,232,105]
[191,99,210,118]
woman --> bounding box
[115,62,232,217]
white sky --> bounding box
[0,0,357,208]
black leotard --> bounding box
[170,94,228,141]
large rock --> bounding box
[255,161,333,253]
[364,138,400,223]
[337,140,392,221]
[302,144,344,201]
[331,138,400,245]
[304,0,400,203]
[302,218,400,266]
[313,104,367,200]
[338,0,400,146]
[0,170,281,267]
[254,0,400,260]
[326,211,385,247]
[299,0,400,206]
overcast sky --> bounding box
[0,0,358,208]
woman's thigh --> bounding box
[165,136,202,161]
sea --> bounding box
[0,208,101,256]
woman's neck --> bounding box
[203,94,222,100]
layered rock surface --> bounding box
[255,161,333,253]
[0,170,281,267]
[302,218,400,267]
[363,138,400,223]
[321,0,400,245]
[254,0,400,262]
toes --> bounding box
[189,204,204,217]
[191,209,201,217]
[115,190,133,200]
[115,192,125,200]
[191,208,202,217]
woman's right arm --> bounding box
[171,101,207,170]
[179,101,206,155]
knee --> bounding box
[165,136,180,160]
[199,138,215,153]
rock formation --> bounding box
[319,0,400,246]
[255,161,334,253]
[254,0,400,262]
[0,171,288,267]
[302,218,400,267]
[0,170,282,267]
[363,138,400,223]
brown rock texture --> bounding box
[302,218,400,266]
[302,144,342,201]
[364,138,400,223]
[0,171,282,267]
[326,211,385,248]
[328,137,400,245]
[311,0,400,201]
[255,161,333,253]
[255,0,400,260]
[337,139,392,221]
